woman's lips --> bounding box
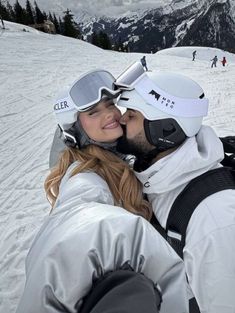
[103,120,120,129]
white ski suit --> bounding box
[16,161,188,313]
[135,126,235,313]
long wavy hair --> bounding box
[45,144,152,220]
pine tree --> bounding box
[91,30,112,50]
[25,0,34,25]
[59,16,63,34]
[116,36,124,51]
[0,1,10,21]
[42,10,47,21]
[53,13,60,33]
[48,11,53,22]
[6,2,15,21]
[91,31,99,46]
[98,31,111,50]
[14,0,26,24]
[62,9,80,38]
[34,1,44,24]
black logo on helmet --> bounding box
[149,90,175,109]
[149,90,161,100]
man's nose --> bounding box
[120,113,128,124]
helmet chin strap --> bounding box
[61,119,126,160]
[73,119,119,152]
[133,118,187,172]
[144,118,187,150]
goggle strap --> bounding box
[59,126,78,148]
[134,75,209,118]
[54,96,76,114]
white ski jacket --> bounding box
[135,126,235,313]
[16,162,188,313]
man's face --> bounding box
[116,109,155,156]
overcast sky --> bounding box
[8,0,170,17]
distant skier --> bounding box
[0,15,5,29]
[140,56,148,71]
[192,50,196,61]
[221,56,227,67]
[211,55,218,68]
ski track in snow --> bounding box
[0,21,235,313]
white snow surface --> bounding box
[0,21,235,313]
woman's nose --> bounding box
[105,109,115,120]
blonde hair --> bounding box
[45,145,152,220]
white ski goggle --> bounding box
[54,64,146,128]
[114,61,146,89]
[54,70,120,114]
[115,62,209,118]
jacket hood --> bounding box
[135,125,224,194]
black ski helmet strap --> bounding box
[58,124,78,148]
[144,118,187,151]
[60,119,100,149]
[59,120,127,159]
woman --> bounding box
[221,56,227,67]
[16,69,188,313]
[46,89,151,219]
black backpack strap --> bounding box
[220,136,235,153]
[189,298,201,313]
[150,213,167,240]
[219,136,235,168]
[166,167,235,258]
[150,214,202,313]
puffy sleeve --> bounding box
[184,190,235,313]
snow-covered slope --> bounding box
[0,21,235,313]
[157,46,235,63]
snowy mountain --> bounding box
[78,0,235,53]
[0,20,235,313]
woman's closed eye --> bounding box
[106,101,115,108]
[88,110,98,116]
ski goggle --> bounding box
[54,63,146,127]
[114,61,146,89]
[115,62,209,118]
[54,69,121,116]
[70,70,122,111]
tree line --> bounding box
[0,0,127,51]
[0,0,81,38]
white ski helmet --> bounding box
[54,69,120,132]
[53,69,121,148]
[118,71,208,138]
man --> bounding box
[211,55,218,68]
[141,56,148,71]
[192,50,196,61]
[116,68,235,313]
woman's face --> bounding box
[79,99,123,143]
